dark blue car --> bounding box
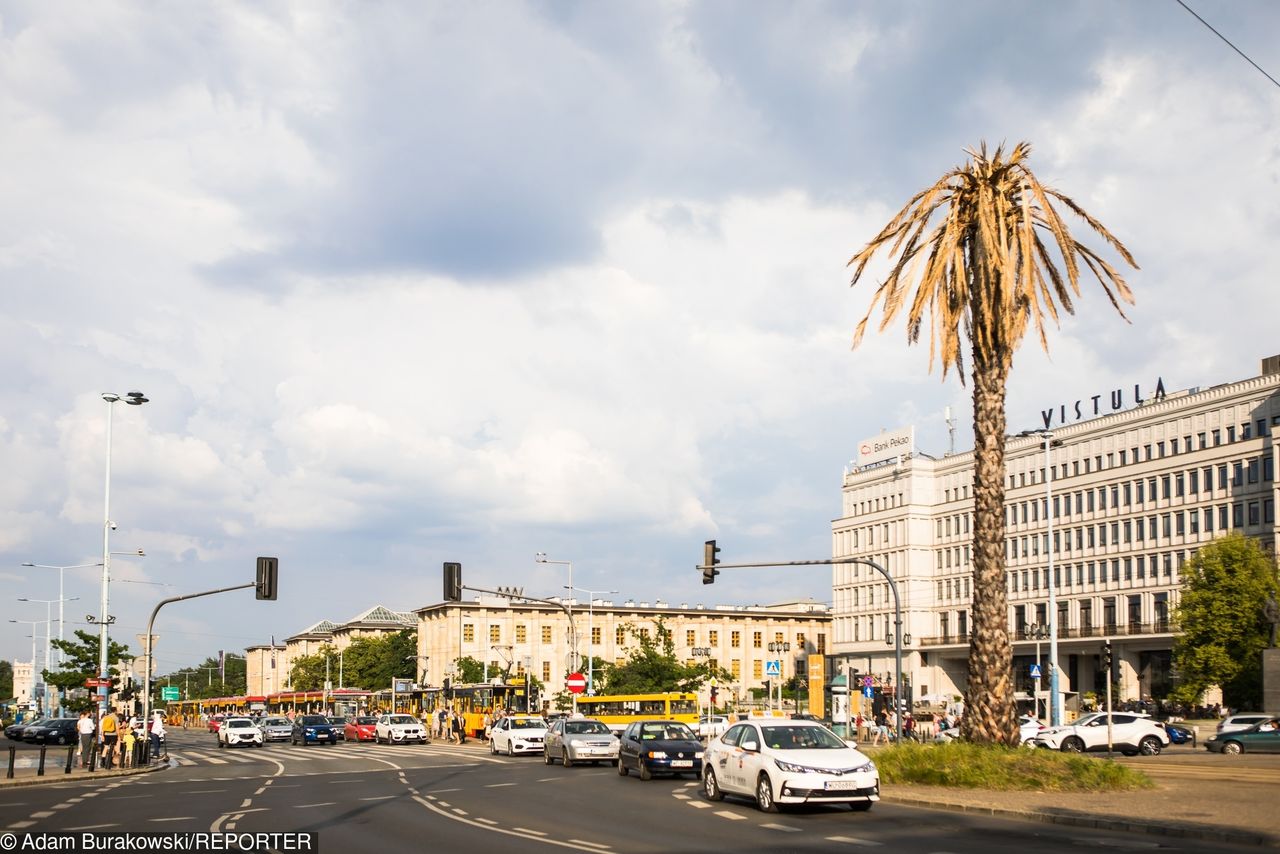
[617,720,704,780]
[290,714,338,745]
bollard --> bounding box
[6,745,14,779]
[37,745,47,776]
[65,744,75,774]
[88,743,98,772]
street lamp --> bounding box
[405,655,430,686]
[1020,428,1064,726]
[20,562,99,669]
[18,596,79,712]
[534,553,577,669]
[767,642,791,710]
[1026,622,1050,719]
[98,390,150,720]
[565,585,617,695]
[9,619,41,712]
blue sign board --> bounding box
[1029,664,1042,679]
[764,660,781,677]
[862,686,874,698]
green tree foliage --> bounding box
[599,619,731,695]
[286,631,419,691]
[47,629,133,713]
[288,647,333,692]
[0,659,12,701]
[453,656,485,684]
[1171,534,1279,709]
[156,655,246,701]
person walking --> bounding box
[77,711,96,769]
[150,712,168,762]
[100,708,120,769]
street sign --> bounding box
[862,676,873,688]
[764,660,781,677]
[565,672,587,694]
[161,686,180,702]
[84,678,111,688]
[863,686,874,698]
[1029,664,1042,679]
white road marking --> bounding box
[295,802,336,808]
[761,823,800,832]
[65,824,116,831]
[475,818,498,825]
[672,793,691,800]
[150,817,195,822]
[186,790,226,794]
[513,828,548,836]
[452,808,468,815]
[568,841,611,850]
[360,796,395,801]
[30,811,54,819]
[714,810,746,820]
[824,837,884,847]
[686,801,713,809]
[8,821,35,829]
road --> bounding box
[0,729,1266,853]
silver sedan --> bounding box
[543,717,620,767]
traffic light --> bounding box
[763,679,772,695]
[443,678,452,699]
[1102,640,1113,671]
[702,540,721,585]
[443,561,462,602]
[255,556,278,601]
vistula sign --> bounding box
[857,426,914,467]
[1039,378,1166,430]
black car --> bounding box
[24,718,79,745]
[6,717,46,740]
[328,716,347,741]
[617,720,705,780]
[290,714,338,745]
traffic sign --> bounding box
[862,676,873,688]
[764,660,781,677]
[161,686,180,702]
[1029,664,1042,679]
[565,672,587,694]
[863,686,874,698]
[84,678,111,688]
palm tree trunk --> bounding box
[961,306,1020,747]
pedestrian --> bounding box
[904,712,916,742]
[436,708,447,740]
[77,711,96,769]
[483,711,493,739]
[150,712,168,761]
[100,708,120,769]
[121,725,136,768]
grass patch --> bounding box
[874,741,1154,792]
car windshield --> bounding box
[760,725,846,750]
[328,717,346,724]
[227,720,254,729]
[389,715,417,725]
[510,718,545,729]
[263,718,288,727]
[565,721,611,735]
[300,716,328,725]
[641,722,696,741]
[356,717,377,725]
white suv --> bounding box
[218,717,264,748]
[1033,712,1168,756]
[1217,713,1274,734]
[375,714,427,744]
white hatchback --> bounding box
[375,714,427,744]
[218,717,264,748]
[703,720,879,812]
[489,715,547,756]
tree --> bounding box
[1171,534,1279,709]
[600,620,731,695]
[288,646,334,692]
[848,141,1137,745]
[156,655,247,702]
[453,656,485,684]
[0,659,12,701]
[47,629,134,713]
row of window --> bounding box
[1009,553,1187,595]
[458,623,824,651]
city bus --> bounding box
[573,693,697,732]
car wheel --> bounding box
[617,757,628,776]
[638,761,652,781]
[544,748,554,765]
[490,740,497,755]
[1223,741,1243,755]
[1138,736,1162,756]
[1060,736,1084,753]
[562,749,572,768]
[755,773,778,812]
[218,739,225,749]
[848,801,873,812]
[507,742,514,757]
[703,768,724,801]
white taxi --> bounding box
[217,716,264,748]
[489,715,547,756]
[375,714,427,744]
[703,719,878,812]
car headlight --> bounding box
[852,759,876,773]
[694,751,704,759]
[773,759,817,773]
[647,751,667,759]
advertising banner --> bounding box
[856,426,914,467]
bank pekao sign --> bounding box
[1039,378,1167,430]
[857,426,914,467]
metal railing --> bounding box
[917,620,1177,646]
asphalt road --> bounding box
[0,729,1266,853]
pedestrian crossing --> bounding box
[169,740,469,767]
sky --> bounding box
[2,0,1278,679]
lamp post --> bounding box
[20,562,98,670]
[1026,622,1050,720]
[1020,428,1063,727]
[9,619,41,712]
[565,585,617,696]
[535,553,578,688]
[18,596,79,712]
[97,390,150,720]
[405,655,430,687]
[768,641,791,710]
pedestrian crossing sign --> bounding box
[1029,664,1042,679]
[765,660,781,677]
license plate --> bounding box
[670,760,693,768]
[824,780,859,790]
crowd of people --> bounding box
[74,707,168,770]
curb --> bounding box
[884,792,1279,849]
[0,761,170,790]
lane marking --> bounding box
[824,837,883,847]
[476,818,498,825]
[686,802,713,809]
[485,782,517,788]
[360,796,395,801]
[761,823,800,832]
[514,828,548,836]
[410,796,609,852]
[150,817,195,822]
[296,802,336,808]
[30,812,54,819]
[65,825,116,831]
[8,821,35,829]
[714,811,746,820]
[568,841,611,850]
[452,808,468,816]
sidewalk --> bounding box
[1,747,169,789]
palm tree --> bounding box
[848,142,1137,745]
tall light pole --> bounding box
[97,390,150,720]
[18,596,79,712]
[1021,429,1063,727]
[565,586,617,696]
[20,562,98,670]
[9,619,41,712]
[1026,622,1050,719]
[535,553,577,672]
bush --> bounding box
[874,742,1154,792]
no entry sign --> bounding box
[566,672,587,694]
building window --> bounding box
[1248,458,1259,484]
[1136,555,1146,578]
[1265,499,1275,524]
[463,624,475,643]
[489,625,501,643]
[542,661,551,681]
[731,631,741,648]
[516,624,527,644]
[1161,475,1171,499]
[731,661,741,679]
[1233,462,1244,487]
[1189,469,1198,493]
[1228,425,1237,442]
[1219,505,1229,530]
[591,626,601,645]
[1233,503,1244,528]
[1265,455,1275,482]
[686,630,696,646]
[616,627,626,644]
[1218,464,1229,489]
[1135,480,1144,504]
[542,626,553,643]
[752,661,763,679]
[817,633,826,653]
[753,632,762,649]
[709,630,719,646]
[1249,502,1260,526]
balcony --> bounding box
[918,621,1176,647]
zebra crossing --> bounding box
[170,740,465,767]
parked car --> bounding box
[1032,712,1169,756]
[6,717,46,740]
[1204,718,1280,754]
[617,720,704,780]
[206,714,225,734]
[489,715,547,756]
[259,717,293,743]
[696,715,732,739]
[375,714,427,745]
[1217,713,1274,735]
[328,716,348,741]
[218,717,264,748]
[703,719,879,812]
[23,718,78,745]
[1019,715,1046,744]
[543,717,619,767]
[344,716,378,742]
[1164,722,1196,746]
[291,714,338,746]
